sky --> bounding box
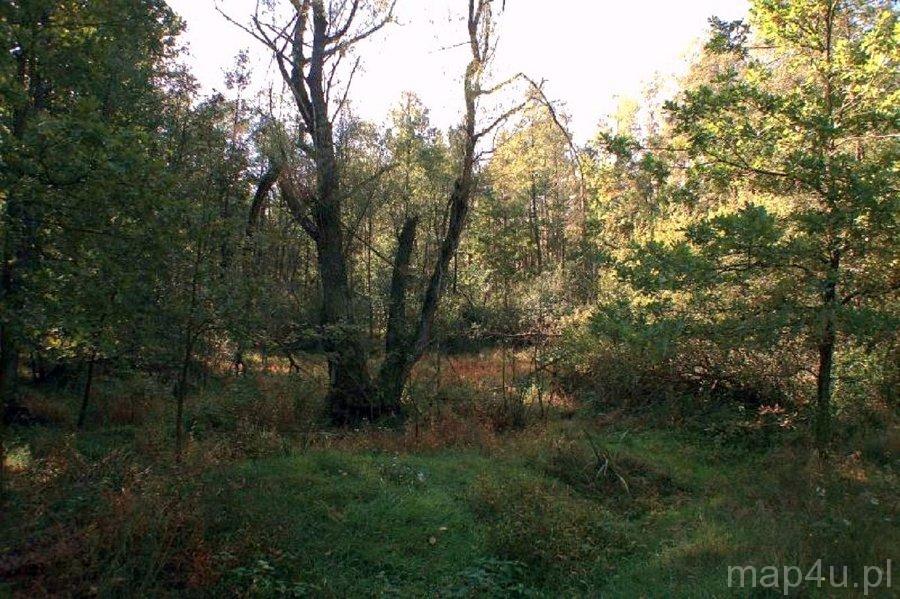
[166,0,749,141]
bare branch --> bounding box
[330,56,361,121]
[479,72,525,96]
[521,74,587,216]
[214,2,277,51]
[475,97,530,140]
[327,0,360,41]
[348,227,394,266]
[325,0,397,58]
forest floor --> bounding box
[1,351,897,597]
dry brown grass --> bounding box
[310,411,501,454]
[16,390,74,426]
[1,440,211,597]
[411,349,532,390]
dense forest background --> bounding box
[0,0,897,596]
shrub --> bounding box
[468,473,628,585]
[536,433,685,516]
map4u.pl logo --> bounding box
[727,560,893,596]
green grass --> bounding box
[188,429,895,596]
[2,385,897,597]
[204,452,502,595]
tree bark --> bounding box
[315,200,375,423]
[375,0,491,412]
[175,232,204,461]
[174,332,193,462]
[814,2,838,458]
[378,217,419,411]
[248,0,491,422]
[814,251,839,456]
[252,0,383,423]
[529,174,542,272]
[77,351,97,429]
[815,325,835,455]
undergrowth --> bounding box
[1,360,897,597]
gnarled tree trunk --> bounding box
[238,0,396,422]
[240,0,510,422]
[316,211,374,422]
[376,0,495,412]
[378,217,419,412]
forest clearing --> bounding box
[1,0,897,596]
